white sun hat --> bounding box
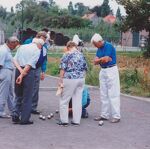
[91,33,103,43]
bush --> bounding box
[46,62,59,76]
[120,68,141,87]
[120,68,150,96]
[84,51,99,86]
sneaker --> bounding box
[94,116,108,121]
[0,114,11,119]
[111,118,120,123]
[57,121,68,127]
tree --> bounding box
[68,1,75,15]
[116,7,122,20]
[101,0,111,17]
[117,0,150,57]
[11,7,14,13]
[90,6,102,17]
[39,1,49,10]
[48,0,56,7]
[74,3,89,16]
[0,6,7,19]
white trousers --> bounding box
[99,66,121,119]
[59,78,85,124]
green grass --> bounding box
[117,51,143,58]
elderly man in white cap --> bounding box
[0,36,19,118]
[91,33,121,123]
[12,38,44,125]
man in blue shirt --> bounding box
[91,33,121,123]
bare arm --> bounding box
[16,65,31,85]
[59,69,65,84]
[13,59,23,74]
[94,56,112,65]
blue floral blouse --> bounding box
[60,50,87,79]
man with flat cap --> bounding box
[91,33,121,123]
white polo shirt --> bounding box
[14,43,40,69]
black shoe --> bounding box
[31,110,40,115]
[20,120,34,125]
[57,121,68,127]
[82,112,89,118]
[12,115,20,124]
[71,121,80,126]
[94,116,108,121]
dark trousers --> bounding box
[14,69,35,123]
[32,67,41,111]
[82,97,90,116]
[69,97,90,117]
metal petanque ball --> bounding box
[55,110,59,114]
[42,116,46,120]
[50,113,54,117]
[47,115,52,119]
[39,114,43,119]
[98,120,104,126]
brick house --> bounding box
[82,12,99,26]
[121,30,149,47]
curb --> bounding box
[45,75,150,103]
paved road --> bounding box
[0,76,150,149]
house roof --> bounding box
[103,15,116,24]
[82,13,98,20]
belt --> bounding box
[101,64,116,69]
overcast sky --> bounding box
[0,0,126,15]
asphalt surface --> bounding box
[0,76,150,149]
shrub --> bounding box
[46,62,59,76]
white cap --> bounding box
[72,34,81,45]
[91,33,103,43]
[7,36,19,42]
[32,38,45,46]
